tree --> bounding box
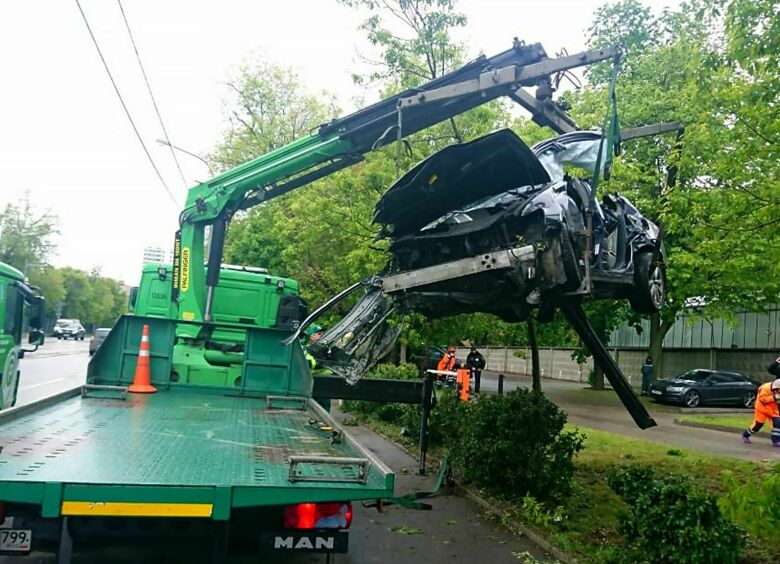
[27,267,65,320]
[0,193,58,271]
[210,61,337,171]
[573,0,780,377]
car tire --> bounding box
[742,391,756,409]
[683,389,701,408]
[629,251,665,314]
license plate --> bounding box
[262,531,348,553]
[0,529,32,553]
[651,390,662,395]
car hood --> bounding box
[656,379,697,387]
[373,129,550,237]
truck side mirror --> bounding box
[30,296,45,332]
[28,328,45,346]
[128,287,139,312]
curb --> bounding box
[355,418,572,563]
[462,487,573,564]
[674,418,747,435]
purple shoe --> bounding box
[742,435,752,444]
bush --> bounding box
[341,363,419,422]
[607,465,743,564]
[447,389,584,501]
[719,464,780,544]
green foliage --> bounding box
[341,362,419,422]
[0,193,58,270]
[54,267,126,328]
[209,60,337,171]
[448,390,584,501]
[607,464,744,564]
[340,0,467,90]
[720,465,780,544]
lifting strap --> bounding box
[590,54,622,203]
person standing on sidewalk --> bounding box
[640,356,654,395]
[466,347,486,394]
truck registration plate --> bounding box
[0,529,32,552]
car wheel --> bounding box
[629,251,665,314]
[742,391,756,409]
[683,389,700,408]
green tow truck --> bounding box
[0,262,45,411]
[0,40,621,561]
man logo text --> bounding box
[274,536,335,550]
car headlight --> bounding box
[666,386,685,392]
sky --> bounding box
[0,0,679,284]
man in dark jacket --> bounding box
[466,347,486,394]
[640,356,654,396]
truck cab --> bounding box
[0,262,45,409]
[129,262,308,387]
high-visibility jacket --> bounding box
[437,354,455,373]
[456,367,470,402]
[755,382,780,419]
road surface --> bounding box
[16,338,89,406]
[480,371,780,462]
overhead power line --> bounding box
[74,0,179,207]
[117,0,189,190]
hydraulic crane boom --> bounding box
[173,40,617,330]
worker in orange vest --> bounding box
[436,346,457,373]
[456,362,470,402]
[742,377,780,447]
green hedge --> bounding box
[607,465,743,564]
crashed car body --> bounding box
[309,129,665,380]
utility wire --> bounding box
[117,0,188,190]
[74,0,179,207]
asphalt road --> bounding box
[16,338,89,406]
[480,371,780,462]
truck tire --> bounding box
[2,347,20,409]
[629,251,665,314]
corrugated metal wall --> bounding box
[609,306,780,350]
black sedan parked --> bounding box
[649,369,758,408]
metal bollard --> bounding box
[498,373,504,396]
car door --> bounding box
[703,373,737,404]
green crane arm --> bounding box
[174,40,616,329]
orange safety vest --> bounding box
[456,367,470,402]
[437,354,455,373]
[755,382,780,418]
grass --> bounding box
[678,414,753,431]
[532,425,777,563]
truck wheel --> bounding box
[629,251,665,314]
[2,348,20,409]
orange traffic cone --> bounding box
[128,324,156,393]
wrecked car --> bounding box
[305,129,665,381]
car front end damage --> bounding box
[303,129,664,390]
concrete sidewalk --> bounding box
[479,371,780,463]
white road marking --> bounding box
[20,377,67,391]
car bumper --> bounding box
[649,388,685,404]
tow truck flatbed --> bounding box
[0,387,391,519]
